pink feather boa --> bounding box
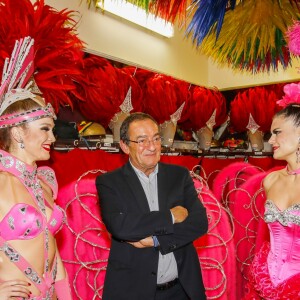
[287,21,300,56]
[276,82,300,107]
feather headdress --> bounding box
[230,86,280,133]
[0,37,35,113]
[276,82,300,107]
[76,55,143,128]
[0,36,56,128]
[0,0,85,111]
[198,0,298,72]
[142,73,189,125]
[148,0,190,24]
[186,0,237,46]
[287,20,300,55]
[181,86,227,131]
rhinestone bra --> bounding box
[264,199,300,226]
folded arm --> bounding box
[96,174,174,242]
[133,170,208,253]
[96,167,208,252]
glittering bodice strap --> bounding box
[0,235,56,299]
[0,150,54,294]
[0,150,46,214]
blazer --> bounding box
[96,161,208,300]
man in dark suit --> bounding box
[96,112,208,300]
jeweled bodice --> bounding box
[264,200,300,226]
[0,149,60,295]
[264,199,300,286]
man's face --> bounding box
[120,119,161,176]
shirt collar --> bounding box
[129,160,159,179]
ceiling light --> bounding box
[97,0,174,38]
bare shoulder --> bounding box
[0,171,15,190]
[0,172,7,198]
[263,170,281,192]
[0,171,7,185]
[0,171,18,211]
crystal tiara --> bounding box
[0,103,56,128]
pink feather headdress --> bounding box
[276,82,300,108]
[287,21,300,56]
[282,20,300,108]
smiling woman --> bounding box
[0,99,56,162]
[0,37,72,300]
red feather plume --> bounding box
[0,0,84,111]
[181,86,228,131]
[173,79,192,123]
[76,55,143,128]
[142,74,188,124]
[230,86,281,133]
[122,66,155,90]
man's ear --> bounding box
[120,140,130,154]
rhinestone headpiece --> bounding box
[0,37,56,128]
[0,103,56,129]
[206,109,216,130]
[246,113,260,134]
[170,102,185,125]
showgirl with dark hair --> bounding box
[244,84,300,299]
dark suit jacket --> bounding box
[96,161,208,300]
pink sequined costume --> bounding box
[244,199,300,299]
[0,150,65,300]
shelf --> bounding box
[53,137,273,157]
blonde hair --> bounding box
[0,98,43,151]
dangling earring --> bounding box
[19,140,25,149]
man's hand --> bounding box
[170,206,188,223]
[127,236,154,248]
